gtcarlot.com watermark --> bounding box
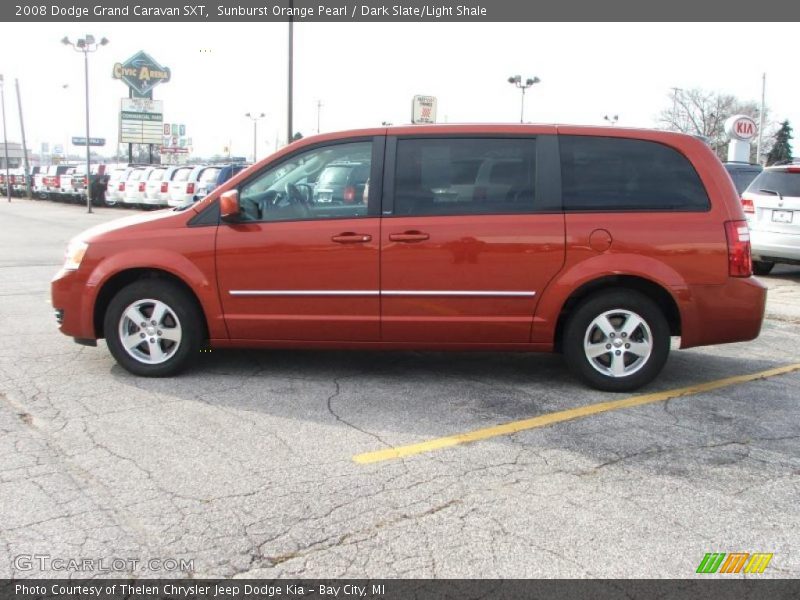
[14,554,193,573]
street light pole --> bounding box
[245,112,266,162]
[15,78,32,199]
[0,75,11,202]
[62,34,108,214]
[507,75,541,124]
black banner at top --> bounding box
[4,0,800,21]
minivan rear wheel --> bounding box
[104,280,202,377]
[752,260,775,276]
[563,290,670,392]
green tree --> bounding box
[766,120,793,165]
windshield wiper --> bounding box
[758,188,784,200]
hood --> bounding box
[76,206,189,244]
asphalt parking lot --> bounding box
[1,198,799,578]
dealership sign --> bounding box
[119,98,163,144]
[725,115,757,142]
[411,95,437,124]
[112,51,171,98]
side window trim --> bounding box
[381,136,397,216]
[368,135,386,218]
[559,135,711,213]
[536,134,562,212]
[386,135,542,218]
[232,136,379,224]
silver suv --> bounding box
[742,164,800,274]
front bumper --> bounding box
[51,267,97,341]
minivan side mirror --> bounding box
[220,190,241,222]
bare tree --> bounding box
[658,88,770,161]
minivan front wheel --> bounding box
[104,280,202,376]
[563,290,670,392]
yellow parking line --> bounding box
[353,362,800,465]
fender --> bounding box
[84,248,227,340]
[532,252,693,345]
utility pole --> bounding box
[756,73,766,166]
[316,99,323,134]
[0,75,10,202]
[287,2,294,143]
[15,78,31,199]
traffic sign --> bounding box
[71,137,106,146]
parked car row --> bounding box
[2,162,249,209]
[105,163,250,208]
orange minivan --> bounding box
[51,125,767,391]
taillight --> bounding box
[139,182,146,192]
[54,176,61,187]
[119,182,125,191]
[741,198,754,214]
[84,176,88,185]
[787,166,800,173]
[160,182,168,193]
[343,185,355,203]
[724,220,752,278]
[186,182,195,194]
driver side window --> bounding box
[239,141,373,222]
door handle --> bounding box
[332,232,372,243]
[389,231,430,242]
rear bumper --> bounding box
[751,229,800,262]
[678,276,767,349]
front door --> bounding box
[216,138,383,341]
[380,135,565,344]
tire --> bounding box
[752,260,775,276]
[104,280,203,377]
[563,290,670,392]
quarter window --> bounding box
[560,136,710,211]
[393,138,537,216]
[238,142,372,222]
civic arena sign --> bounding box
[112,51,171,98]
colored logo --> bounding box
[112,51,171,98]
[696,552,773,574]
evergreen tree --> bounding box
[766,120,793,165]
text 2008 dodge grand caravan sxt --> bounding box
[51,125,767,391]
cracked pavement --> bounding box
[1,199,799,578]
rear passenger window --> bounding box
[394,138,537,216]
[560,136,710,211]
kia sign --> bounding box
[725,115,758,142]
[412,95,437,124]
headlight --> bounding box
[63,240,89,271]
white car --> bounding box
[122,167,147,207]
[105,166,133,206]
[167,166,194,207]
[140,166,169,208]
[742,164,800,275]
